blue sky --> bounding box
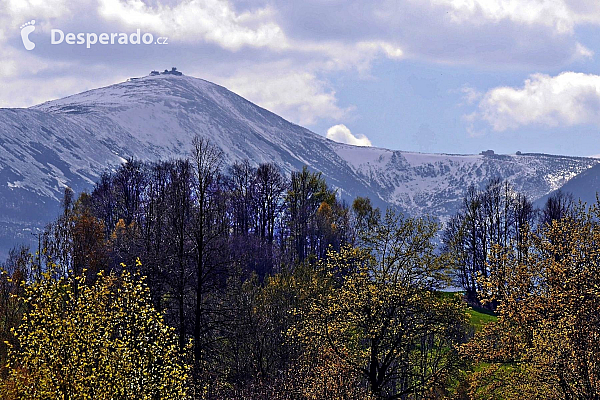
[2,0,600,156]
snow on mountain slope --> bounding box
[0,108,125,256]
[34,75,333,168]
[332,144,596,217]
[0,72,598,257]
[0,109,123,198]
[535,163,600,208]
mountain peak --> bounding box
[1,72,599,257]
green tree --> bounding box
[292,212,469,400]
[286,166,336,262]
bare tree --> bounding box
[542,189,573,225]
[255,163,286,244]
[189,135,226,374]
[443,179,536,306]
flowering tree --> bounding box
[2,260,189,400]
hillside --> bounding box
[0,73,598,256]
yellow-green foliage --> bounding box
[290,246,469,399]
[463,204,600,399]
[2,260,189,400]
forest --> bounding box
[1,136,599,399]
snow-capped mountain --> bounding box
[535,163,600,208]
[0,73,598,256]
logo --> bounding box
[18,20,168,50]
[20,20,36,50]
[50,29,168,48]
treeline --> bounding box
[0,137,470,399]
[2,136,600,399]
[45,137,353,370]
[442,179,600,398]
[442,178,573,305]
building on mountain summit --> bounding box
[149,67,183,76]
[163,67,183,76]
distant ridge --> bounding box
[0,73,598,256]
[536,163,600,208]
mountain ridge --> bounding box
[0,72,598,257]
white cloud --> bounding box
[0,0,73,46]
[326,124,372,147]
[357,41,403,59]
[2,0,72,22]
[427,0,600,36]
[291,40,404,75]
[2,0,600,129]
[471,72,600,131]
[0,44,103,107]
[430,0,574,33]
[97,0,288,50]
[461,86,483,105]
[574,42,594,60]
[372,0,594,67]
[0,74,123,108]
[422,0,596,61]
[218,66,350,125]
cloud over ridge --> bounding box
[326,124,372,147]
